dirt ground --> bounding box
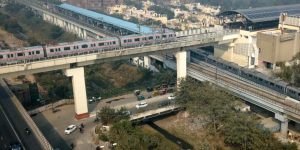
[0,27,26,48]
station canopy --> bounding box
[218,4,300,23]
[57,3,153,34]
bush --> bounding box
[98,133,109,141]
[50,26,64,39]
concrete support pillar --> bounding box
[296,122,300,131]
[83,29,87,39]
[64,67,89,120]
[175,51,187,86]
[144,56,150,69]
[275,113,288,136]
[186,51,191,63]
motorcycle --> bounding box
[94,118,100,123]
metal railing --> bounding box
[0,79,53,150]
[187,66,300,120]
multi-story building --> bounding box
[107,4,127,14]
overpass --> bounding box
[154,53,300,136]
[0,28,239,119]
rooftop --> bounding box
[218,4,300,23]
[57,3,153,34]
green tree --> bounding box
[97,106,129,125]
[50,26,64,39]
[179,5,189,11]
[157,70,176,84]
[28,37,41,46]
[128,17,139,24]
[188,16,200,23]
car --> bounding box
[9,141,22,150]
[136,102,148,109]
[65,125,77,134]
[168,94,176,100]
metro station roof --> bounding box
[57,3,153,34]
[218,4,300,23]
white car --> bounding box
[136,102,148,109]
[168,94,176,100]
[65,125,77,134]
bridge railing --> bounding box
[187,67,300,119]
[0,79,53,150]
[130,104,178,120]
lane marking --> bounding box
[4,144,6,147]
[1,136,2,140]
[0,106,26,150]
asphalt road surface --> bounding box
[0,83,44,150]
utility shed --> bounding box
[234,101,251,112]
[259,117,281,133]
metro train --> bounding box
[191,50,300,101]
[0,31,177,64]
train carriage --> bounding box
[286,86,300,100]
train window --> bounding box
[50,49,54,52]
[264,80,268,84]
[259,78,263,82]
[0,55,2,59]
[32,52,34,55]
[228,66,232,69]
[36,51,40,54]
[58,48,61,51]
[29,52,31,55]
[129,39,132,42]
[82,44,88,48]
[7,54,10,58]
[149,36,153,40]
[162,35,167,38]
[298,93,300,96]
[99,43,104,46]
[11,54,13,57]
[74,46,77,49]
[123,40,127,43]
[113,41,116,44]
[91,44,94,47]
[77,46,79,49]
[169,34,172,37]
[254,76,257,79]
[94,44,96,47]
[143,38,146,40]
[17,53,23,57]
[64,47,70,51]
[270,82,274,86]
[55,49,57,52]
[156,36,160,39]
[249,74,252,77]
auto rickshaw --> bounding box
[134,90,140,96]
[153,90,159,96]
[137,95,145,101]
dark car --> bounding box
[10,141,22,150]
[147,87,153,92]
[169,83,176,87]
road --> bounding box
[0,83,44,150]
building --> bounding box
[69,0,123,11]
[258,117,281,133]
[180,0,194,4]
[142,0,155,10]
[107,4,127,14]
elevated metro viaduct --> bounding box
[0,29,239,119]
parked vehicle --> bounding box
[159,90,166,95]
[137,95,145,101]
[155,85,162,90]
[147,87,153,92]
[169,82,176,87]
[161,84,168,90]
[168,94,176,100]
[153,91,159,96]
[134,90,140,96]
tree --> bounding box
[28,37,41,46]
[128,17,139,24]
[176,79,236,138]
[179,5,189,11]
[157,70,176,84]
[50,26,64,39]
[188,16,200,23]
[97,106,129,125]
